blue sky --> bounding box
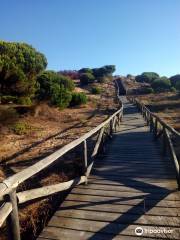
[0,0,180,76]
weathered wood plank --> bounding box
[17,176,86,204]
[38,97,180,240]
[0,202,12,227]
[56,208,180,226]
[47,216,180,239]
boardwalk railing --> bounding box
[128,97,180,190]
[0,81,123,240]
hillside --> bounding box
[0,79,118,240]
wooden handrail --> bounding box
[128,97,180,137]
[0,80,123,239]
[128,96,180,189]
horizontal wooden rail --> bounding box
[0,106,123,198]
[17,176,86,204]
[0,80,123,240]
[129,97,180,137]
[128,96,180,189]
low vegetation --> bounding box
[91,86,102,94]
[135,72,180,93]
[123,72,180,131]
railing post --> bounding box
[150,115,153,132]
[110,119,113,137]
[162,127,167,155]
[6,189,21,240]
[154,118,158,139]
[83,140,88,184]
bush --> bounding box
[0,41,47,102]
[151,77,171,92]
[170,74,180,87]
[37,71,74,100]
[70,92,87,106]
[175,81,180,91]
[16,97,32,105]
[1,95,18,104]
[50,84,72,109]
[136,72,159,83]
[80,72,95,85]
[142,87,154,94]
[11,122,31,135]
[170,87,176,92]
[91,87,101,94]
[37,71,74,109]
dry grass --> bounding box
[137,92,180,131]
[0,80,118,240]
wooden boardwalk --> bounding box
[38,97,180,240]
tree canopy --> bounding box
[135,72,159,83]
[170,74,180,87]
[151,77,171,92]
[0,41,47,101]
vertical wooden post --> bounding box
[154,118,158,139]
[6,189,21,240]
[110,120,113,138]
[150,115,153,132]
[120,111,123,122]
[83,140,88,184]
[162,127,167,155]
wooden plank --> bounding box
[60,200,180,217]
[0,202,12,227]
[6,190,21,240]
[67,193,180,207]
[17,176,86,204]
[87,179,177,190]
[47,216,180,239]
[75,183,176,193]
[38,226,157,240]
[71,188,180,201]
[56,208,180,227]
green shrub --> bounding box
[91,87,101,94]
[151,77,171,92]
[175,81,180,91]
[170,87,176,92]
[70,92,87,106]
[50,84,72,109]
[1,95,18,104]
[11,122,31,135]
[170,75,180,87]
[16,97,32,105]
[142,87,154,94]
[135,72,159,83]
[37,71,75,109]
[0,40,47,101]
[80,73,95,85]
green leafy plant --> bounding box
[80,72,95,85]
[11,122,31,135]
[0,41,47,103]
[151,77,171,92]
[91,87,101,94]
[1,95,18,104]
[16,97,32,105]
[50,84,72,109]
[70,92,87,106]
